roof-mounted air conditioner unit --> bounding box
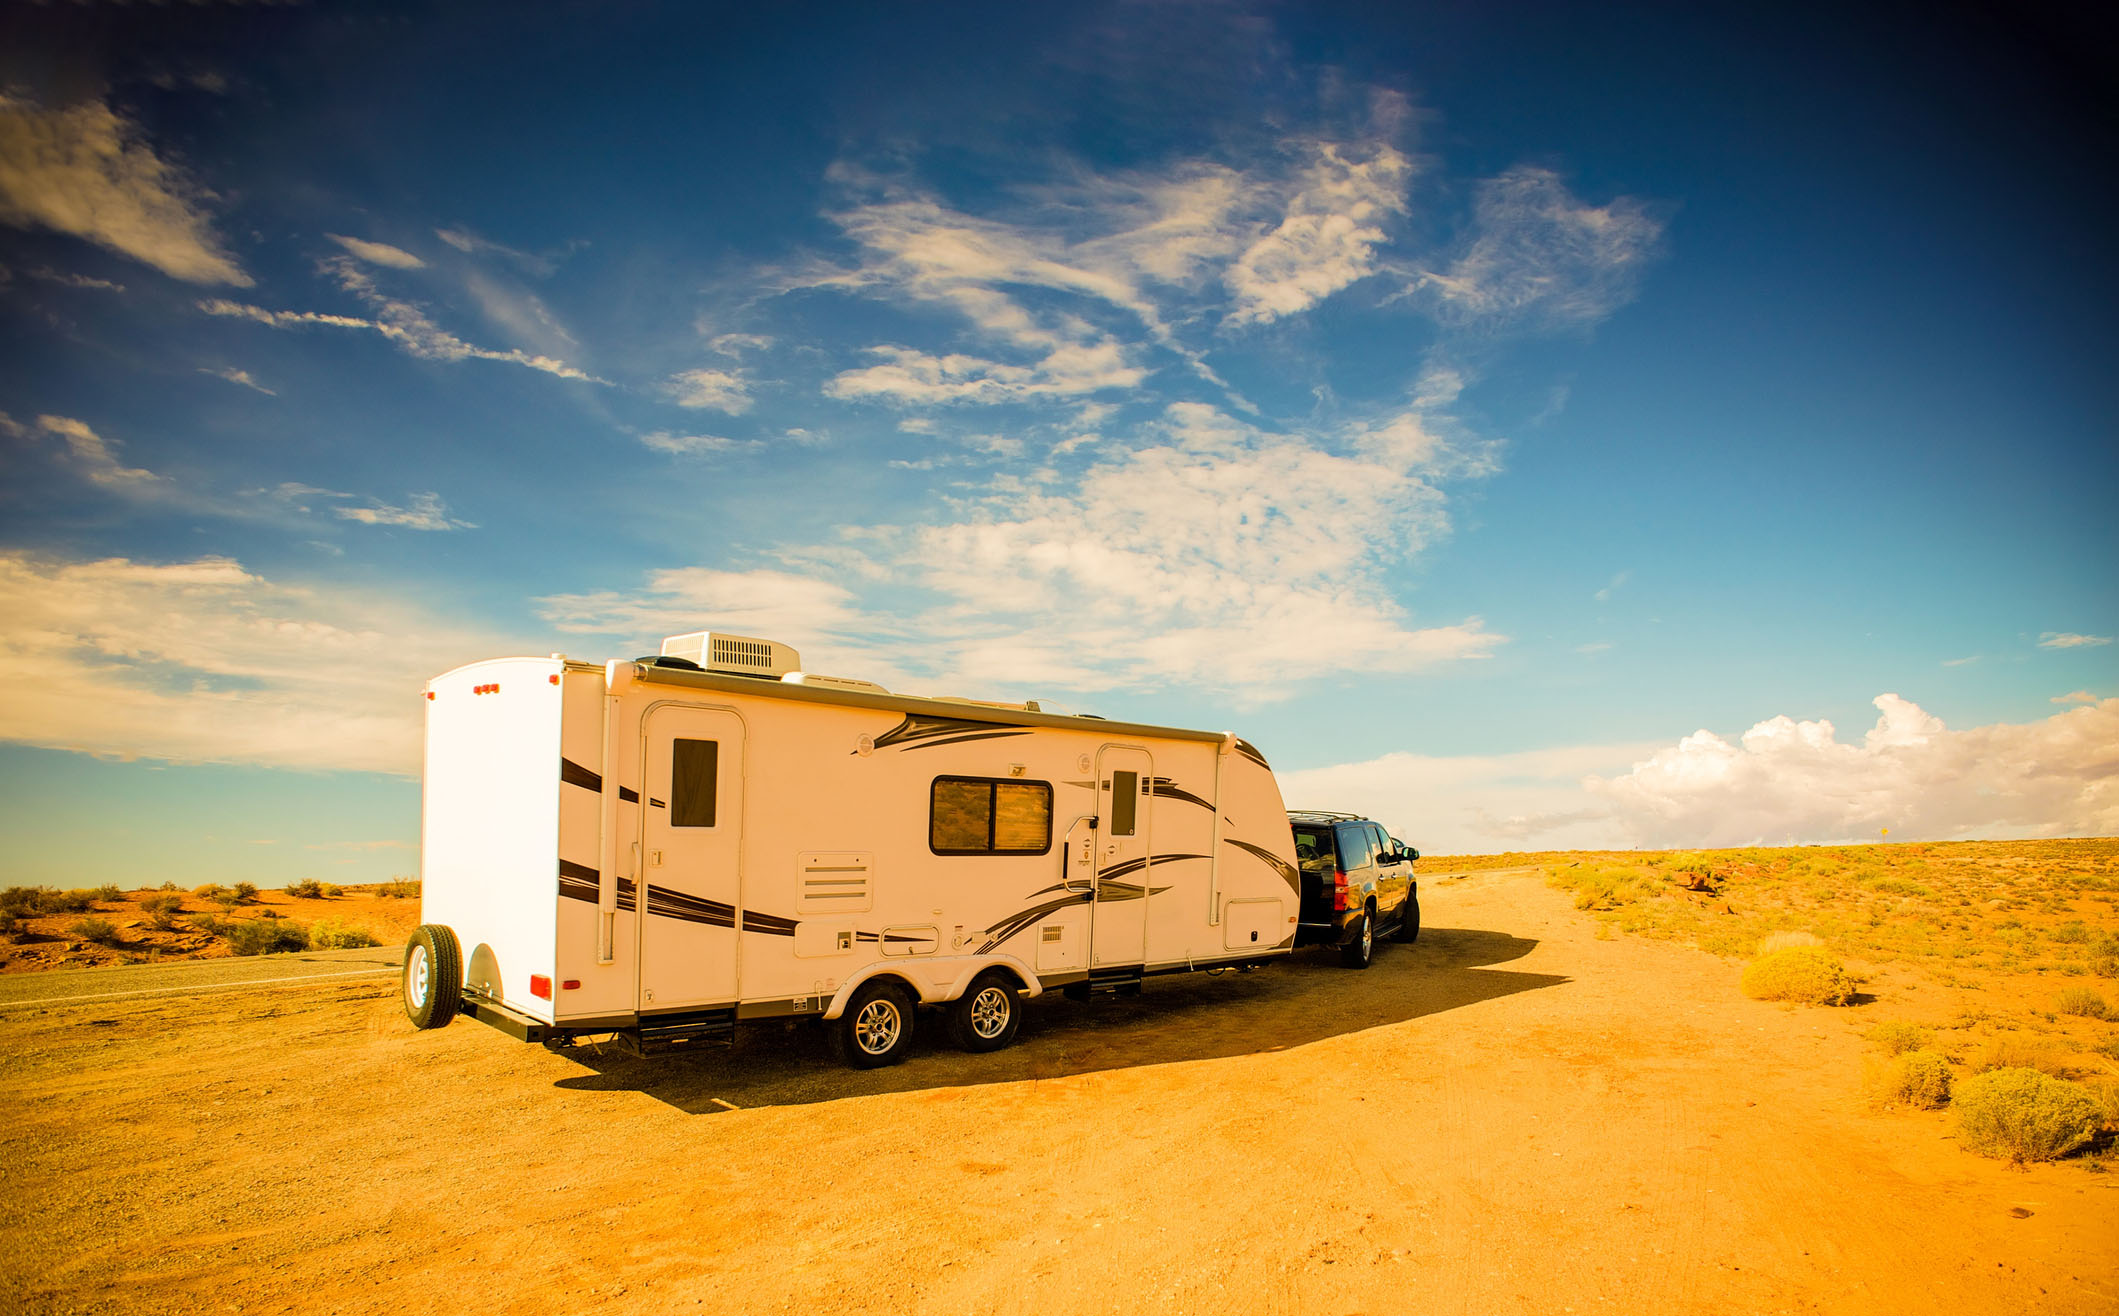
[660,631,801,680]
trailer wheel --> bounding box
[832,980,914,1068]
[1392,891,1421,943]
[1339,908,1374,969]
[946,970,1023,1053]
[403,924,463,1029]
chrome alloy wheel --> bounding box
[968,985,1012,1039]
[1361,915,1373,958]
[404,942,430,1011]
[853,996,903,1054]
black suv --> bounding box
[1288,811,1419,969]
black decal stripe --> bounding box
[1233,738,1270,769]
[1147,777,1214,810]
[976,892,1092,953]
[872,713,1010,751]
[557,863,637,912]
[1096,852,1210,882]
[897,730,1032,752]
[1228,838,1300,892]
[560,757,639,803]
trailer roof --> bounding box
[622,659,1237,748]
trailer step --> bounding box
[623,1006,737,1055]
[1064,967,1145,1001]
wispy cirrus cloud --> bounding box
[1411,165,1662,332]
[0,92,250,285]
[327,233,425,269]
[667,367,753,413]
[0,550,509,774]
[333,492,474,531]
[201,366,275,395]
[2,412,157,488]
[2040,632,2112,650]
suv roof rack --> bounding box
[1287,809,1368,823]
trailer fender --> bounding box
[822,954,1042,1019]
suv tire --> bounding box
[1340,908,1374,969]
[1392,891,1421,943]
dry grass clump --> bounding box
[223,918,309,956]
[68,916,120,946]
[1970,1034,2079,1078]
[309,917,378,950]
[1954,1068,2101,1164]
[284,878,343,899]
[1870,1050,1953,1110]
[376,877,421,899]
[2055,986,2115,1021]
[1757,930,1824,955]
[1867,1021,1930,1056]
[139,894,186,931]
[2,887,96,917]
[1741,946,1857,1005]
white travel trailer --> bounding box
[405,632,1303,1067]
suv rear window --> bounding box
[1293,826,1335,866]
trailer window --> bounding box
[930,776,1053,855]
[1110,770,1139,837]
[670,739,719,828]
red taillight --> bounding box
[529,974,551,999]
[561,979,580,991]
[1332,870,1349,912]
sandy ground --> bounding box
[2,870,2113,1316]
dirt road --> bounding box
[3,871,2112,1315]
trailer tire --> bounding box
[1392,891,1421,943]
[1339,908,1374,969]
[403,924,463,1029]
[946,970,1024,1053]
[832,980,915,1069]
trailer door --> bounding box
[1091,744,1153,968]
[638,705,745,1010]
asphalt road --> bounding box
[0,944,403,1011]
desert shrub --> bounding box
[377,877,421,899]
[88,884,123,903]
[2089,1079,2119,1131]
[36,889,95,914]
[190,914,229,937]
[222,919,309,956]
[0,910,17,938]
[158,881,181,892]
[1871,1050,1953,1110]
[139,894,185,931]
[1955,1068,2101,1163]
[1741,946,1856,1005]
[1867,1021,1930,1056]
[230,882,259,904]
[212,888,243,909]
[69,916,120,945]
[2056,986,2115,1021]
[284,878,327,899]
[194,883,226,899]
[1971,1035,2079,1077]
[1757,930,1825,955]
[308,917,378,950]
[321,883,343,897]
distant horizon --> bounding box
[1,1,2112,882]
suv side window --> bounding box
[1338,824,1375,870]
[1369,824,1394,862]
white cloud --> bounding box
[2053,690,2098,705]
[2040,632,2112,650]
[15,413,158,488]
[23,266,124,292]
[1586,694,2119,846]
[199,268,607,385]
[1414,165,1661,331]
[668,367,753,413]
[1223,141,1412,326]
[434,225,563,277]
[547,398,1502,699]
[201,366,275,395]
[1594,569,1630,602]
[709,332,774,355]
[326,234,425,269]
[826,343,1142,405]
[0,551,511,775]
[640,431,744,456]
[333,493,474,531]
[1942,655,1980,668]
[0,92,249,285]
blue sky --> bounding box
[1,1,2112,882]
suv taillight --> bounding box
[1332,869,1348,912]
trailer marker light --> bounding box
[529,974,551,999]
[561,979,580,991]
[424,691,434,700]
[548,674,560,685]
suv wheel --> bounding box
[1392,891,1421,943]
[1340,908,1374,969]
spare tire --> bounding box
[403,924,463,1029]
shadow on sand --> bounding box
[549,925,1566,1113]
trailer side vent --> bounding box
[797,852,873,913]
